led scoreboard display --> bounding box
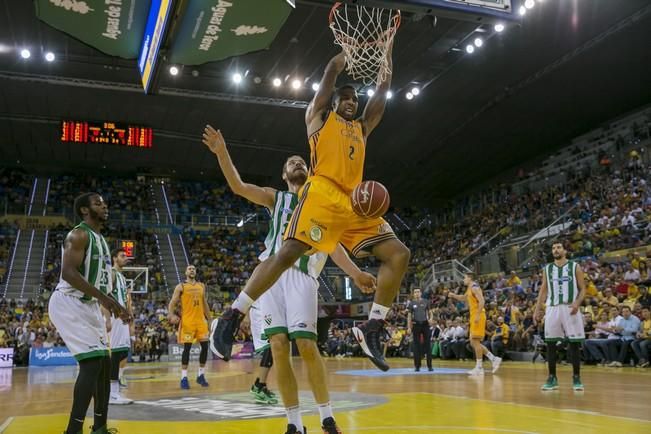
[119,240,136,259]
[61,121,153,148]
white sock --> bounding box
[318,402,334,422]
[181,369,188,379]
[486,352,496,362]
[198,367,205,376]
[110,381,119,396]
[286,406,303,430]
[119,367,125,379]
[475,359,483,369]
[368,303,390,321]
[232,292,255,314]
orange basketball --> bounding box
[351,180,390,219]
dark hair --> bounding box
[332,84,358,104]
[551,241,565,248]
[465,271,476,279]
[621,306,632,312]
[111,248,125,262]
[73,192,100,220]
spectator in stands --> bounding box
[601,288,619,306]
[491,316,509,358]
[638,286,651,308]
[507,271,523,292]
[607,306,640,367]
[631,307,651,367]
[624,264,641,284]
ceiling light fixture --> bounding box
[494,23,505,32]
[474,38,483,48]
[406,92,414,100]
[44,52,55,62]
[291,79,302,89]
[169,66,179,76]
[20,49,31,59]
[411,87,420,96]
[272,77,282,87]
[367,89,375,97]
[466,44,475,54]
[232,73,243,84]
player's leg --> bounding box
[542,306,562,390]
[180,339,192,389]
[424,324,433,371]
[350,235,410,371]
[91,354,112,433]
[251,348,277,404]
[197,339,210,387]
[48,291,112,434]
[269,333,304,434]
[412,324,423,371]
[211,239,309,361]
[562,305,585,390]
[109,317,133,404]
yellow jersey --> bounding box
[180,281,205,323]
[309,111,365,194]
[465,283,485,316]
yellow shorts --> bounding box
[469,311,487,339]
[284,175,396,257]
[178,319,209,344]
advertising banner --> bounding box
[168,0,294,65]
[34,0,150,58]
[29,347,77,367]
[0,348,14,368]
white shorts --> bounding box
[109,316,131,352]
[544,304,585,342]
[48,290,109,361]
[250,295,270,353]
[260,267,319,341]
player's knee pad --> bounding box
[181,343,192,365]
[199,341,209,364]
[260,347,273,368]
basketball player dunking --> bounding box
[212,39,410,373]
[48,192,129,434]
[168,265,211,389]
[447,273,502,376]
[203,127,376,434]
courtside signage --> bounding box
[138,0,173,93]
[0,348,13,368]
[29,347,76,366]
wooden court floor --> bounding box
[0,357,649,434]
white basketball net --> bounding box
[329,3,400,86]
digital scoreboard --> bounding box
[119,240,136,259]
[61,121,153,148]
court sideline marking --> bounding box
[0,417,14,433]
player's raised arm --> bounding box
[202,125,276,209]
[361,40,393,138]
[306,51,347,126]
[329,243,377,293]
[61,229,126,319]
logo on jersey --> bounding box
[553,276,574,283]
[296,323,307,329]
[309,226,323,243]
[378,223,392,234]
[264,314,272,326]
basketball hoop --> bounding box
[329,2,400,86]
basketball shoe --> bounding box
[321,417,342,434]
[210,308,245,361]
[196,374,209,387]
[285,424,306,434]
[352,319,389,371]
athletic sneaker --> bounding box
[253,385,278,404]
[467,367,484,376]
[210,308,245,361]
[118,377,128,389]
[541,375,559,391]
[572,375,584,391]
[638,359,649,368]
[109,393,133,405]
[285,424,306,434]
[321,417,342,434]
[180,377,190,390]
[491,356,502,373]
[352,319,389,371]
[90,426,119,434]
[196,374,209,387]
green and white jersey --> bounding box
[56,222,112,301]
[259,190,327,279]
[543,260,579,306]
[111,269,128,308]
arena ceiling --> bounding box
[0,0,650,207]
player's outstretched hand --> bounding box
[100,295,127,321]
[202,125,226,156]
[354,271,377,294]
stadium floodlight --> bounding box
[494,24,505,33]
[519,5,527,15]
[411,87,420,96]
[20,49,31,59]
[232,73,243,84]
[367,88,375,97]
[466,44,475,54]
[386,90,393,99]
[474,38,483,48]
[291,79,302,89]
[525,0,535,9]
[45,52,55,62]
[169,66,179,76]
[312,82,320,91]
[272,77,282,87]
[406,92,414,100]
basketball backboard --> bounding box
[342,0,522,23]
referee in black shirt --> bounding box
[407,288,433,372]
